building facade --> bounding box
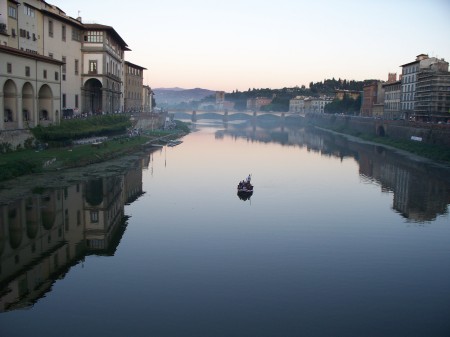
[382,80,401,119]
[0,0,151,134]
[124,61,146,112]
[82,24,129,114]
[142,85,153,113]
[414,59,450,122]
[399,53,444,119]
[0,45,63,129]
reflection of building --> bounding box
[0,157,146,311]
[221,121,450,223]
[84,176,125,252]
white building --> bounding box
[400,54,441,118]
[289,96,332,114]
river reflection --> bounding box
[214,117,450,222]
[0,117,449,336]
[0,155,149,312]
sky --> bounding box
[49,0,450,92]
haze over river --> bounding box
[1,117,450,337]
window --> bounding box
[74,59,79,75]
[43,69,47,79]
[55,71,59,81]
[62,94,66,107]
[11,28,16,38]
[8,6,17,19]
[25,66,30,77]
[89,60,97,74]
[75,94,79,108]
[90,210,99,223]
[7,63,12,73]
[19,29,26,38]
[62,56,66,73]
[71,28,81,41]
[62,25,66,41]
[85,31,103,43]
[48,20,53,37]
[24,5,35,17]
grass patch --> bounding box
[0,120,190,182]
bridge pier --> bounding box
[223,110,229,122]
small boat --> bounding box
[237,174,253,200]
[168,140,183,147]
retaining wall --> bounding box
[306,114,450,147]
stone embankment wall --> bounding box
[0,130,34,150]
[306,114,450,147]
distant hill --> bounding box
[153,88,215,106]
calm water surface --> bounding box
[1,118,450,337]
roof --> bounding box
[40,9,84,28]
[125,61,147,70]
[0,45,64,65]
[400,59,420,68]
[382,80,401,87]
[84,24,130,51]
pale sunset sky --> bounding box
[50,0,450,92]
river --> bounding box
[1,116,449,337]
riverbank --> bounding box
[303,115,450,166]
[0,121,189,183]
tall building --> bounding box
[399,54,444,119]
[414,59,450,121]
[382,80,402,119]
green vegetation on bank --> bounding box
[321,124,450,164]
[0,118,190,183]
[31,115,131,146]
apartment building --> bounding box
[289,96,305,113]
[124,61,146,112]
[414,59,450,121]
[399,53,445,119]
[382,80,401,119]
